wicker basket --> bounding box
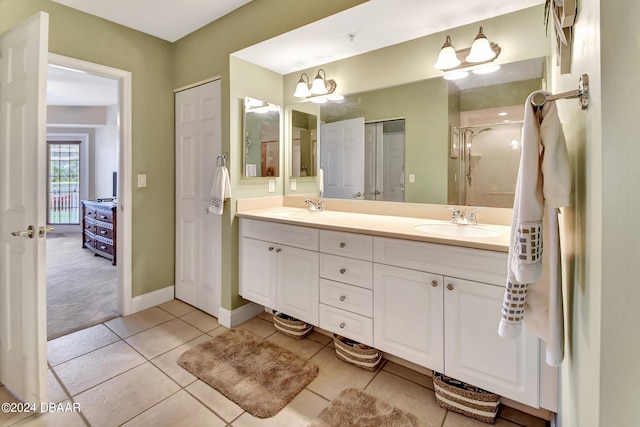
[333,334,382,371]
[272,311,313,339]
[433,372,500,424]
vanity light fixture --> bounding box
[434,27,501,72]
[293,68,337,99]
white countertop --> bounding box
[236,207,511,253]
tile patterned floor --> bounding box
[1,300,549,427]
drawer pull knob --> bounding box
[340,295,346,301]
[100,230,107,235]
[99,245,107,250]
[99,215,107,219]
[276,248,282,253]
[339,242,346,248]
[339,268,346,274]
[339,322,346,329]
[268,246,274,251]
[447,283,454,291]
[431,280,438,287]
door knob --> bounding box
[11,225,35,239]
[39,226,54,238]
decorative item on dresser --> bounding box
[81,199,117,265]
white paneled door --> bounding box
[320,117,365,199]
[175,80,222,317]
[0,12,49,404]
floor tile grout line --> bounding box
[181,382,238,425]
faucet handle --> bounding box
[445,206,460,223]
[468,207,482,224]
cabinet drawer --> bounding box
[83,234,95,248]
[319,304,373,346]
[84,218,96,233]
[241,218,318,251]
[374,237,508,286]
[95,209,114,223]
[95,241,114,256]
[95,226,114,240]
[319,230,372,261]
[84,207,97,219]
[320,253,373,289]
[320,279,373,317]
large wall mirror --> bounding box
[295,57,544,208]
[243,97,281,177]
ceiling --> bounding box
[48,0,544,106]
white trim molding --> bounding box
[218,302,265,328]
[130,286,175,314]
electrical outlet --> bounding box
[268,179,275,193]
[409,173,415,183]
[137,174,147,187]
[291,179,297,191]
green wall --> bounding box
[1,0,175,297]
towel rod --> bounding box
[531,73,589,110]
[216,152,228,167]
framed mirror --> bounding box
[243,97,281,177]
[290,109,318,178]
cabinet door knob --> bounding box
[339,242,346,248]
[339,322,346,329]
[276,248,282,253]
[339,295,346,301]
[339,268,346,274]
[447,283,454,291]
[431,280,438,287]
[99,245,107,250]
[100,230,107,235]
[268,246,274,251]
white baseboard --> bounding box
[218,302,264,328]
[129,286,175,314]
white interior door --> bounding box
[320,117,364,199]
[382,132,405,202]
[175,79,222,317]
[0,12,49,404]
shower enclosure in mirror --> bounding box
[243,97,281,177]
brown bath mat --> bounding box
[308,388,425,427]
[177,329,318,418]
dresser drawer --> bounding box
[319,304,373,346]
[83,234,95,249]
[84,207,97,219]
[320,279,373,317]
[95,209,114,223]
[95,225,114,240]
[94,241,115,256]
[84,218,96,233]
[241,218,318,251]
[320,253,373,289]
[319,230,372,261]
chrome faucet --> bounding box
[446,207,481,225]
[304,198,324,212]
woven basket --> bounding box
[333,334,382,371]
[433,372,500,424]
[272,311,313,339]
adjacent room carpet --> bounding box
[178,329,319,418]
[308,388,425,427]
[46,234,118,340]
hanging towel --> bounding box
[498,91,571,367]
[208,165,231,215]
[318,168,324,197]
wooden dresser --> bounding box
[81,200,117,265]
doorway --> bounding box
[364,119,406,202]
[46,54,133,339]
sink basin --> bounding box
[270,209,323,218]
[413,223,500,238]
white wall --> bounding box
[94,104,118,198]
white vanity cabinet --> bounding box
[318,230,375,346]
[239,219,319,325]
[373,236,541,408]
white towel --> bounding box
[318,168,324,197]
[208,165,231,215]
[498,91,571,367]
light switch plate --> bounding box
[268,179,275,193]
[291,179,297,191]
[409,173,415,183]
[137,174,147,187]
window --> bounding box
[47,142,81,225]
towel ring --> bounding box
[531,73,589,110]
[217,152,228,167]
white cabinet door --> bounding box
[240,238,277,308]
[373,264,444,371]
[444,277,539,407]
[277,245,319,325]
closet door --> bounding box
[175,80,222,317]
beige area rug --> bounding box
[178,329,319,418]
[309,388,425,427]
[47,234,118,340]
